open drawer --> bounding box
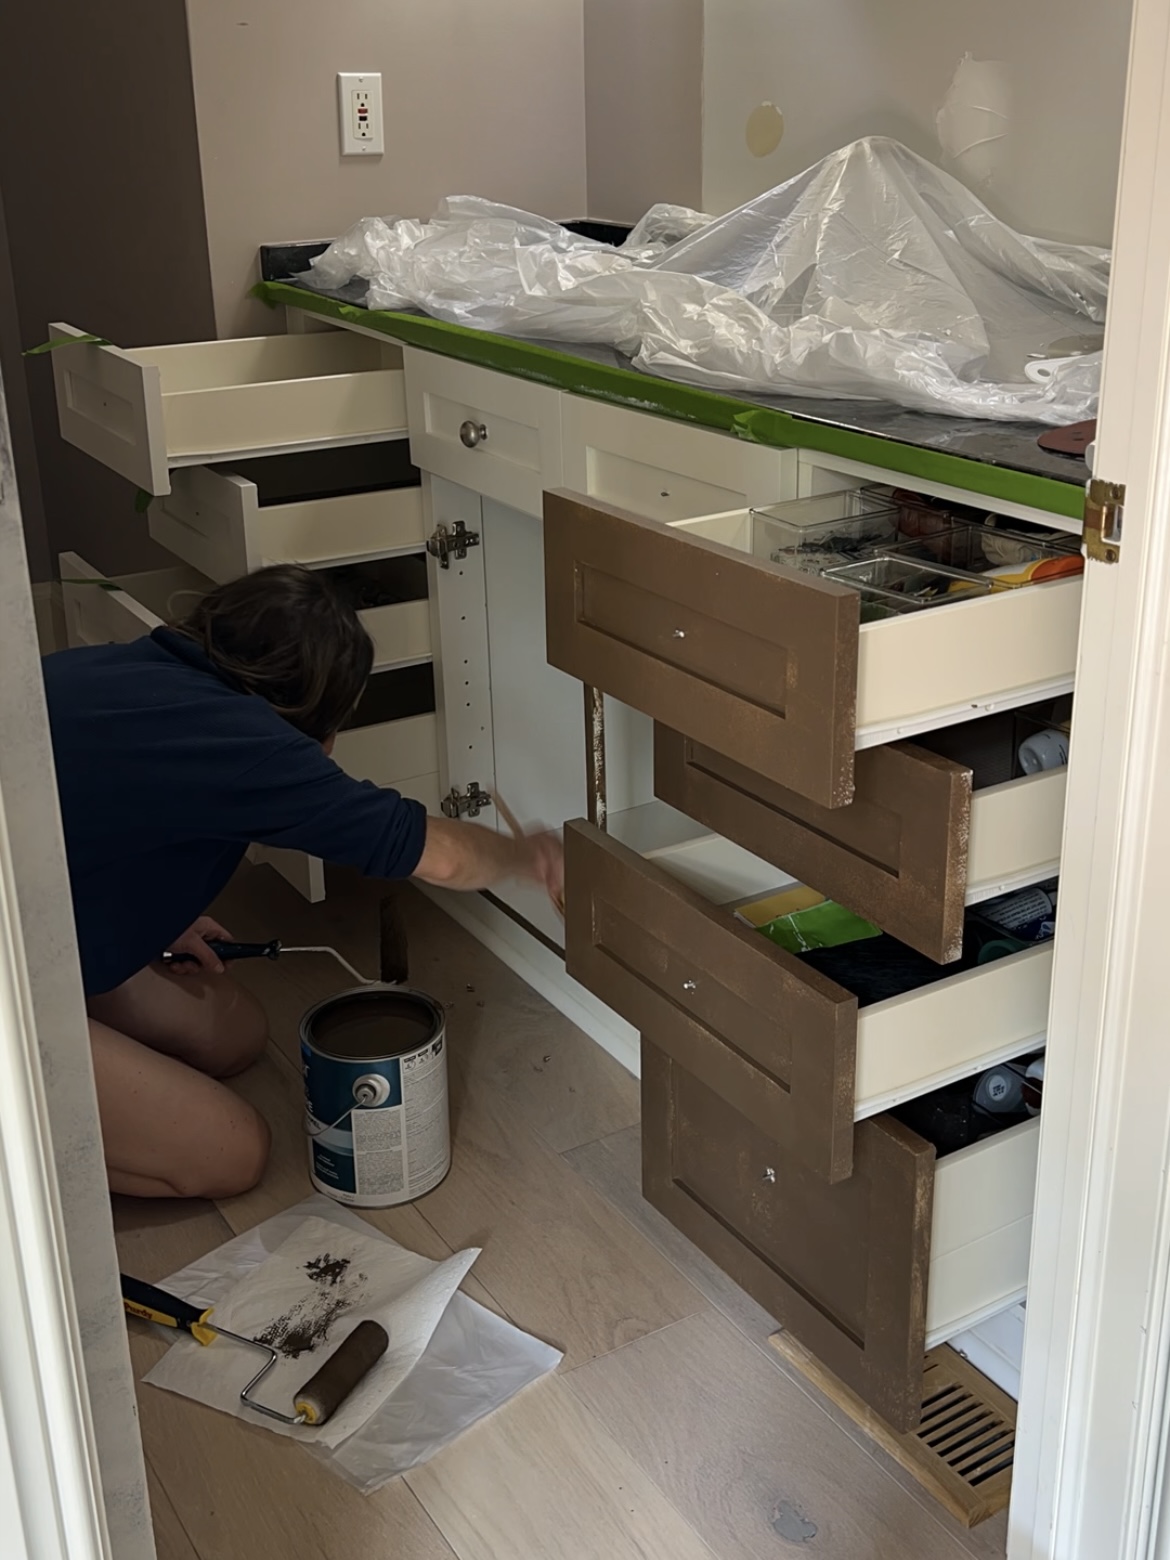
[643,1040,1039,1432]
[544,491,1081,809]
[148,442,424,582]
[654,704,1068,963]
[50,323,407,496]
[565,821,1051,1183]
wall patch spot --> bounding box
[746,103,785,158]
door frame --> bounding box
[1009,0,1170,1552]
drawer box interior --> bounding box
[544,490,1080,809]
[642,1039,1040,1432]
[654,702,1068,962]
[149,442,424,582]
[566,819,1053,1183]
[52,322,408,496]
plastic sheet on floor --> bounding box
[142,1194,562,1492]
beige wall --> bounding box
[584,0,704,222]
[702,0,1131,245]
[188,0,590,337]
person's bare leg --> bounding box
[87,963,268,1078]
[90,1018,271,1198]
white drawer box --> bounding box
[149,450,425,582]
[404,346,562,517]
[562,394,798,520]
[51,323,407,496]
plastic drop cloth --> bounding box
[307,137,1108,424]
[143,1195,561,1492]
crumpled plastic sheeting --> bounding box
[308,138,1109,424]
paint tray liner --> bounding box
[142,1195,561,1491]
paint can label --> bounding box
[302,1028,449,1208]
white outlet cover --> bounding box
[338,71,384,156]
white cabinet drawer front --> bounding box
[334,713,439,788]
[59,553,213,647]
[927,1118,1039,1345]
[52,322,406,496]
[404,346,562,517]
[150,466,425,582]
[562,394,797,521]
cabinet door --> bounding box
[565,821,858,1183]
[642,1041,934,1432]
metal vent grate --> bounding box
[770,1335,1017,1528]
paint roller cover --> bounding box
[293,1320,390,1425]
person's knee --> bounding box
[205,983,268,1079]
[171,1101,271,1200]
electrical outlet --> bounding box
[337,72,383,156]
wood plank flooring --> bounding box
[114,862,1006,1560]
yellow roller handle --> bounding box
[120,1274,219,1347]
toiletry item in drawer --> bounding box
[734,884,881,954]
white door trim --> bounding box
[1010,0,1170,1552]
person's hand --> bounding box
[515,831,565,913]
[165,916,232,976]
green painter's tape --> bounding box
[252,281,1084,520]
[24,333,111,355]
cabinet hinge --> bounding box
[427,521,480,570]
[441,782,493,819]
[1084,478,1125,565]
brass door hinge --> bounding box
[1084,478,1125,564]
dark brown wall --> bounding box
[0,0,216,581]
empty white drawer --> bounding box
[59,553,215,648]
[404,345,562,517]
[149,444,424,581]
[51,322,407,496]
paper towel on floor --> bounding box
[143,1196,562,1489]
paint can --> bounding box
[300,987,449,1208]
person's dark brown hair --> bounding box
[173,564,373,742]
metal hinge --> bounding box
[427,521,480,570]
[441,782,493,819]
[1084,478,1125,564]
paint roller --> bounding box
[120,1274,389,1427]
[161,890,410,986]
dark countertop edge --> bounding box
[253,277,1086,522]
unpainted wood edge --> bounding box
[768,1331,1014,1529]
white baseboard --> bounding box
[415,883,641,1079]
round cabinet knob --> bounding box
[682,979,697,993]
[459,420,488,449]
[762,1167,777,1184]
[672,628,686,639]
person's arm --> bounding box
[412,816,564,901]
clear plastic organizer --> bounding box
[750,487,906,573]
[822,556,996,620]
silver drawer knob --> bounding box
[459,420,488,449]
[682,979,697,993]
[762,1167,776,1184]
[673,628,686,639]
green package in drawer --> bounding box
[753,898,882,955]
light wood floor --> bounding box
[114,863,1008,1560]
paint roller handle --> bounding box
[120,1274,218,1345]
[161,938,282,967]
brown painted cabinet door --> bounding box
[544,490,861,807]
[564,821,859,1183]
[654,725,973,963]
[642,1041,936,1432]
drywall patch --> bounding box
[746,102,785,158]
[936,56,1010,188]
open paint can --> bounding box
[300,987,449,1208]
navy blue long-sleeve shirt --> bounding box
[42,627,428,996]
